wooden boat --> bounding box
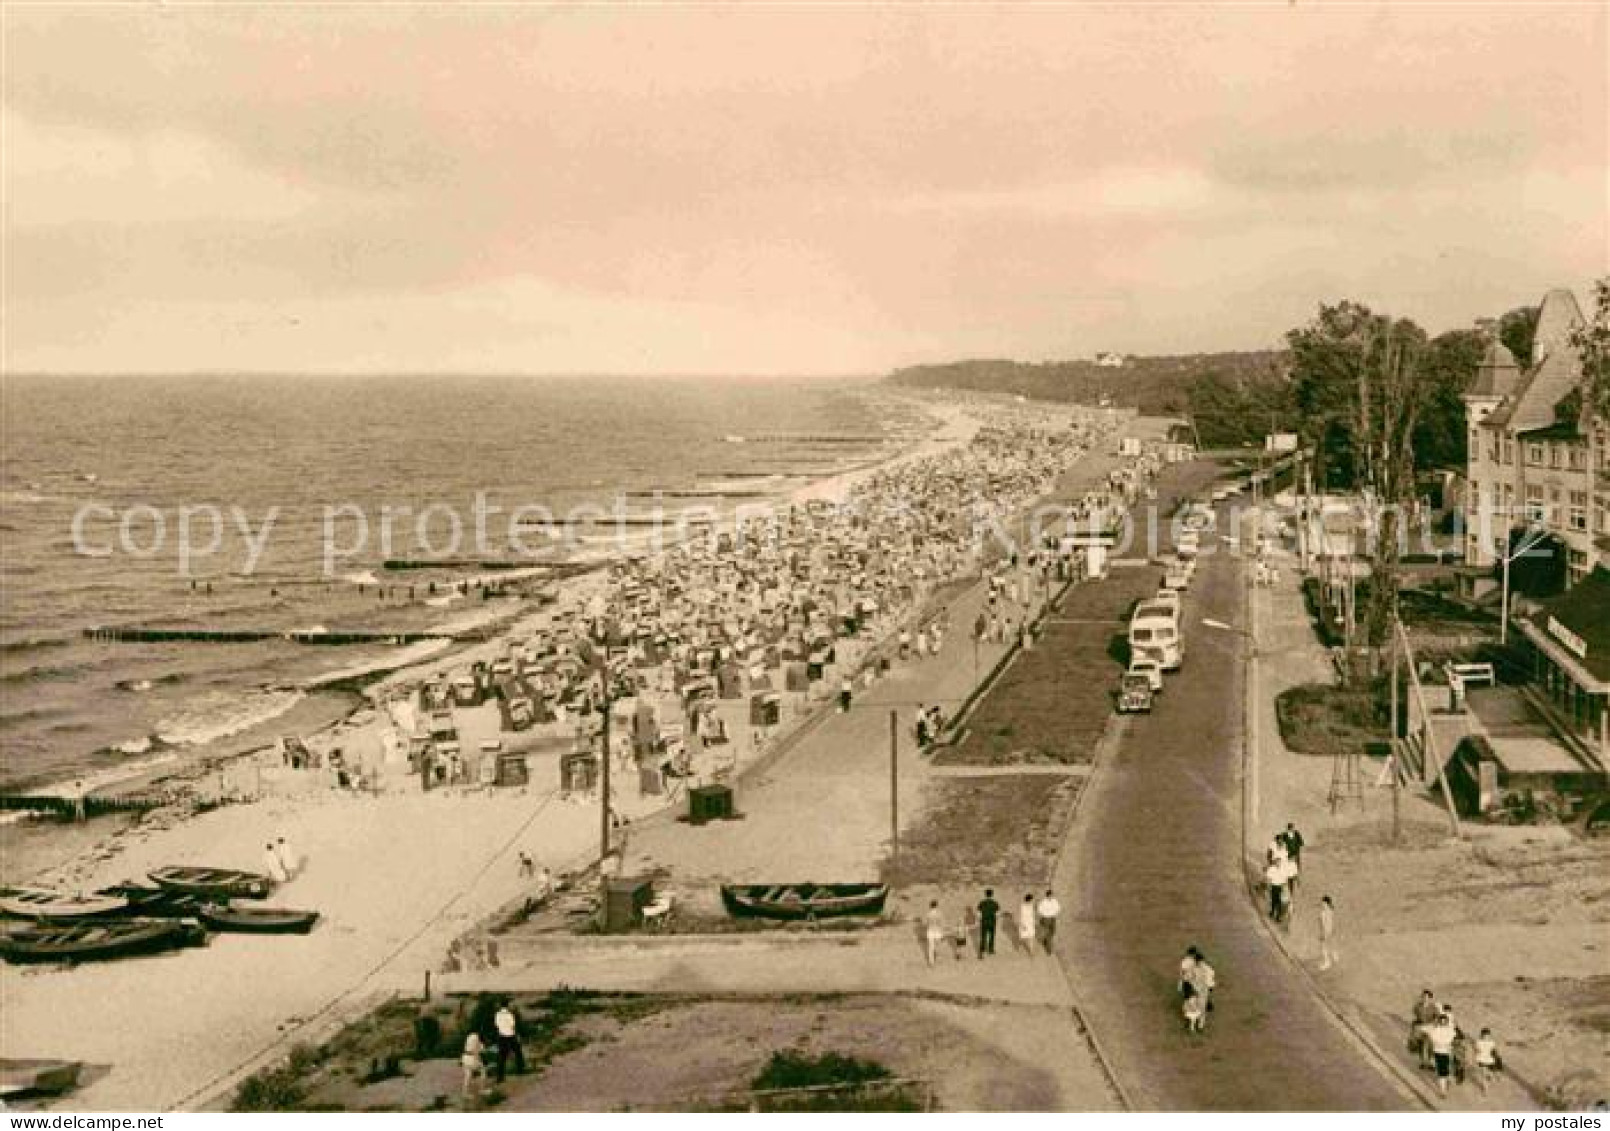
[103,884,207,917]
[0,918,206,964]
[721,882,889,921]
[0,1058,83,1098]
[149,866,272,899]
[0,887,129,920]
[197,903,319,935]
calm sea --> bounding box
[0,373,892,791]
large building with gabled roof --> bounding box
[1463,286,1608,589]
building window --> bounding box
[1549,444,1562,468]
[1568,549,1589,584]
[1503,439,1515,465]
[1527,443,1544,466]
[1569,491,1588,531]
[1568,446,1586,471]
[1525,484,1547,521]
[1597,505,1609,534]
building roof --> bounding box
[1467,338,1520,399]
[1516,420,1582,442]
[1490,289,1586,432]
[1528,566,1610,684]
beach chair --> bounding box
[641,889,676,932]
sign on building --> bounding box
[1265,432,1299,453]
[1547,615,1589,660]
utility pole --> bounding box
[1390,634,1402,844]
[599,682,612,867]
[1499,525,1550,646]
[889,710,900,871]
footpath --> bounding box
[1247,551,1605,1110]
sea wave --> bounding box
[153,687,306,747]
[0,635,69,656]
[0,663,84,687]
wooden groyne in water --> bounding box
[84,626,486,645]
[0,791,169,820]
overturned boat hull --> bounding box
[721,882,888,921]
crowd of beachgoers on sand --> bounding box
[269,399,1117,816]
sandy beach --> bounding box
[2,391,1111,1111]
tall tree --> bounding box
[1414,329,1484,471]
[1567,277,1610,514]
[1498,305,1541,369]
[1287,302,1431,651]
[1287,301,1382,489]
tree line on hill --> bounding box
[886,302,1544,477]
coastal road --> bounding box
[1059,478,1416,1110]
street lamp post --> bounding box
[1203,614,1259,830]
[1499,525,1552,646]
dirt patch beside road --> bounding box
[256,990,1116,1112]
[885,774,1081,889]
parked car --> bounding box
[1127,654,1165,692]
[1117,672,1155,714]
[1152,588,1182,617]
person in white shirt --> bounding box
[493,1002,525,1082]
[1318,895,1337,969]
[1264,859,1286,921]
[1473,1028,1499,1094]
[275,836,299,880]
[1189,955,1217,1025]
[1017,894,1037,955]
[1035,890,1061,954]
[1425,1014,1458,1096]
[923,900,945,967]
[264,841,289,884]
[460,1032,487,1097]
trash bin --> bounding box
[689,783,734,824]
[749,693,781,727]
[496,752,529,787]
[561,752,597,792]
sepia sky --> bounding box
[3,4,1606,375]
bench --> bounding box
[1446,662,1495,689]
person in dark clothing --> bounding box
[492,1001,525,1082]
[977,889,1000,957]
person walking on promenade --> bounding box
[958,905,978,960]
[1426,1013,1458,1098]
[977,889,1000,957]
[1264,856,1287,922]
[1178,947,1199,998]
[493,1000,526,1083]
[460,1031,487,1099]
[1181,983,1206,1034]
[1280,821,1305,873]
[838,677,853,714]
[924,900,945,967]
[1318,895,1338,969]
[1473,1028,1500,1094]
[1190,952,1217,1019]
[1411,989,1441,1068]
[1016,894,1037,955]
[1036,890,1061,954]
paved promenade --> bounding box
[1058,485,1418,1110]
